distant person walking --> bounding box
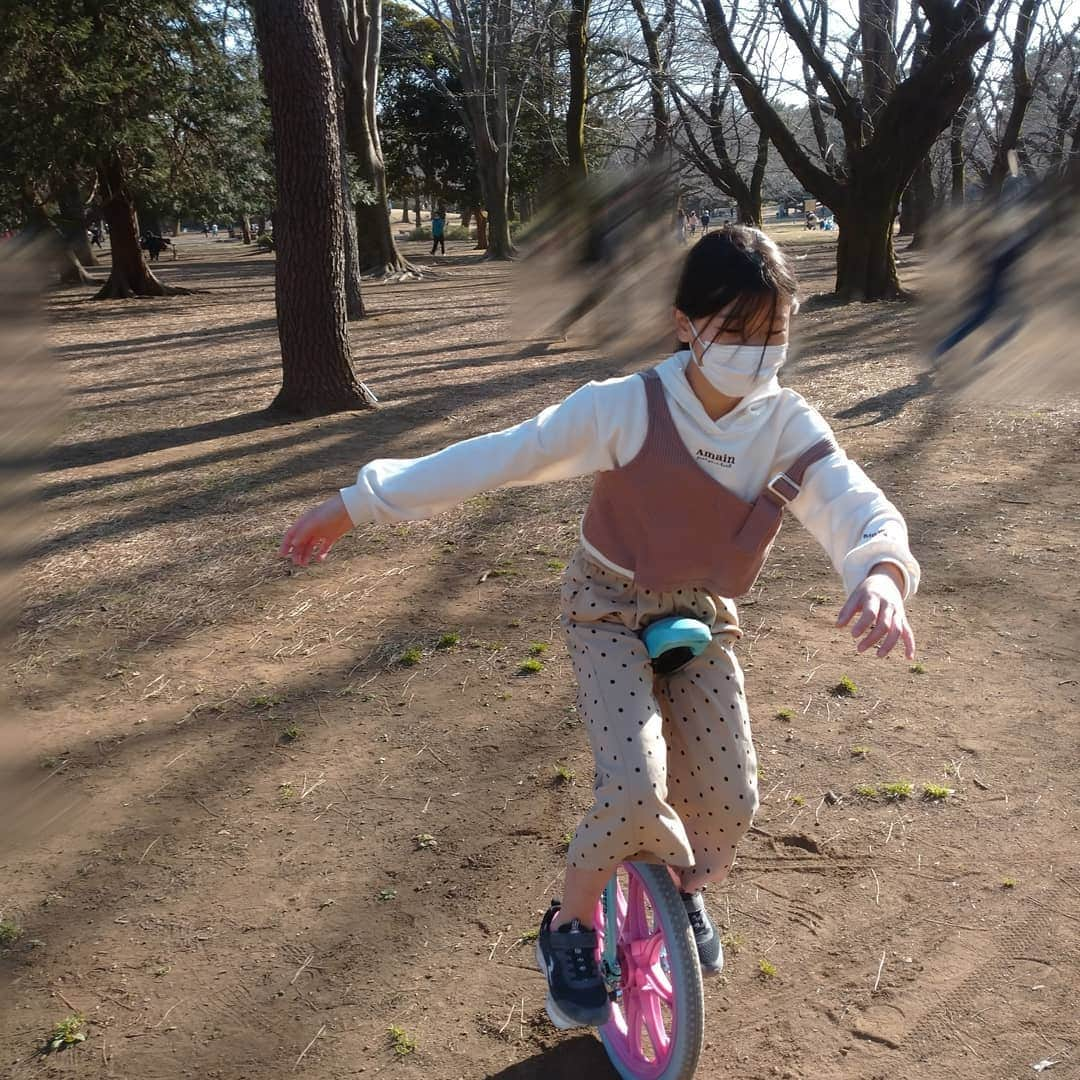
[688,211,699,238]
[701,209,711,234]
[431,207,447,255]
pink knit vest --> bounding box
[581,368,835,597]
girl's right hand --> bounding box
[279,493,354,567]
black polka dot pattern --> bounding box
[559,548,759,895]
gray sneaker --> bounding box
[681,891,724,976]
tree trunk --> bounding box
[241,214,253,243]
[95,155,188,299]
[474,208,488,250]
[252,0,371,416]
[565,0,589,179]
[320,0,365,319]
[341,0,416,278]
[950,108,967,206]
[58,184,98,267]
[413,190,420,225]
[401,194,410,222]
[461,208,471,229]
[59,245,96,285]
[899,155,934,247]
[834,188,903,301]
[173,218,182,237]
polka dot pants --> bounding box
[562,548,760,894]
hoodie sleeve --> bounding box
[776,396,921,598]
[339,376,646,525]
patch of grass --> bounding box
[850,745,870,757]
[882,781,914,800]
[279,724,303,743]
[528,642,549,657]
[1001,877,1017,889]
[810,594,830,604]
[518,658,544,674]
[414,833,437,851]
[546,559,566,571]
[0,920,22,947]
[775,708,795,722]
[436,632,460,649]
[277,782,296,802]
[719,931,743,953]
[791,794,805,806]
[922,783,953,801]
[40,1015,86,1055]
[553,764,575,785]
[910,662,927,674]
[558,830,574,852]
[250,693,282,708]
[377,888,397,902]
[399,646,423,667]
[388,1025,417,1056]
[758,958,777,978]
[519,928,539,944]
[830,676,858,698]
[854,784,879,798]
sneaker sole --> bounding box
[534,941,612,1029]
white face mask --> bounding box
[688,319,787,397]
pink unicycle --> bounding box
[594,860,705,1079]
[590,616,715,1078]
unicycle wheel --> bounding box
[595,862,705,1080]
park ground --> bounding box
[2,225,1079,1080]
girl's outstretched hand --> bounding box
[836,565,916,660]
[279,493,354,567]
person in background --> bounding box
[431,207,447,255]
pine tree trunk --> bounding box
[834,189,903,301]
[95,156,188,299]
[252,0,370,416]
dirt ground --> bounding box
[2,226,1079,1080]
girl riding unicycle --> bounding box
[280,225,920,1078]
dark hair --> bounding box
[674,225,798,344]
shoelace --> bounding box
[562,921,599,980]
[686,906,709,937]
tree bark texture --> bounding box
[340,0,413,278]
[241,214,253,243]
[252,0,370,416]
[95,155,188,299]
[565,0,590,179]
[320,0,366,317]
[58,183,98,267]
[898,154,935,247]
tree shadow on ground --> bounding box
[832,372,935,426]
[486,1035,617,1078]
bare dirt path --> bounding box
[2,231,1078,1080]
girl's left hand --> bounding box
[836,567,916,659]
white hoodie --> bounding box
[340,351,920,598]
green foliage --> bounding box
[414,833,437,850]
[40,1015,86,1055]
[399,646,423,667]
[910,662,927,674]
[854,784,879,798]
[279,724,302,743]
[775,708,795,721]
[850,745,870,757]
[518,658,543,674]
[553,764,575,785]
[388,1025,417,1056]
[882,782,914,799]
[0,920,22,947]
[437,632,460,648]
[0,0,272,230]
[922,783,952,801]
[528,642,549,657]
[758,958,777,978]
[831,676,858,697]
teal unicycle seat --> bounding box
[641,616,713,675]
